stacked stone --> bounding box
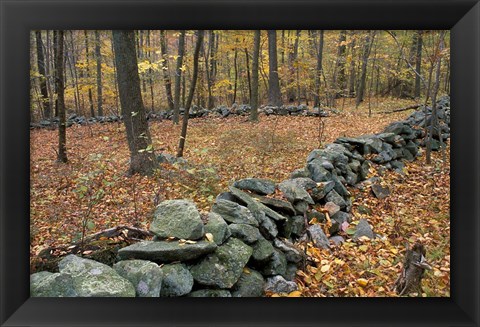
[30,97,450,297]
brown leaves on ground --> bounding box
[30,98,449,297]
[288,145,450,297]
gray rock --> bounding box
[359,160,371,180]
[306,210,326,223]
[357,204,372,215]
[188,289,232,297]
[325,189,347,209]
[264,275,297,294]
[330,173,350,198]
[231,269,265,297]
[251,238,276,263]
[290,167,311,179]
[161,263,193,297]
[390,160,406,173]
[293,200,309,214]
[250,208,278,239]
[215,192,237,202]
[278,180,314,204]
[353,219,375,240]
[117,240,217,262]
[273,239,304,263]
[261,249,287,277]
[289,177,317,191]
[405,140,419,157]
[233,178,276,195]
[229,224,262,244]
[150,200,204,240]
[30,272,78,297]
[307,224,330,249]
[229,186,287,222]
[329,211,351,234]
[113,260,163,297]
[329,235,345,246]
[204,212,230,245]
[371,184,390,199]
[57,255,135,297]
[349,160,361,173]
[307,159,333,182]
[190,238,253,289]
[249,194,295,216]
[324,201,340,216]
[284,263,299,281]
[212,199,258,226]
[290,215,306,237]
[310,181,335,202]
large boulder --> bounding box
[57,255,135,297]
[190,238,253,289]
[204,212,231,245]
[233,178,276,195]
[212,199,259,226]
[231,268,265,297]
[160,263,194,297]
[117,240,217,262]
[30,272,77,297]
[113,260,163,297]
[150,200,204,240]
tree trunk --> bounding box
[394,243,432,296]
[347,31,357,97]
[84,31,95,117]
[112,30,157,175]
[414,31,423,98]
[232,46,238,105]
[160,30,174,111]
[356,31,375,107]
[177,30,204,158]
[35,31,52,119]
[287,30,301,103]
[426,31,445,164]
[267,30,282,106]
[94,30,103,116]
[173,30,186,124]
[313,30,324,107]
[332,30,347,98]
[250,30,261,122]
[206,30,217,109]
[56,31,67,163]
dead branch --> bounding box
[377,104,421,114]
[394,242,432,296]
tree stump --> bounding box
[394,242,432,296]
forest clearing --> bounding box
[29,30,450,298]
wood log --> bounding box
[394,242,432,296]
[378,104,421,114]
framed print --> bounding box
[1,0,479,326]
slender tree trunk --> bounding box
[147,30,155,111]
[112,30,156,175]
[68,31,82,115]
[245,47,252,102]
[111,37,120,116]
[232,46,238,105]
[177,30,204,158]
[173,30,186,124]
[287,30,301,103]
[206,30,217,109]
[160,30,174,110]
[356,31,376,107]
[250,30,261,122]
[267,30,282,106]
[56,31,67,163]
[414,31,423,98]
[332,30,347,98]
[35,31,52,119]
[426,31,445,164]
[313,30,324,107]
[84,31,95,117]
[95,30,103,116]
[347,31,357,97]
[44,30,55,119]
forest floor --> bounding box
[30,97,450,296]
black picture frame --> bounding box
[1,0,479,326]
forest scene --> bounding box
[29,30,450,297]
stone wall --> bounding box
[30,96,450,297]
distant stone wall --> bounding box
[30,96,450,297]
